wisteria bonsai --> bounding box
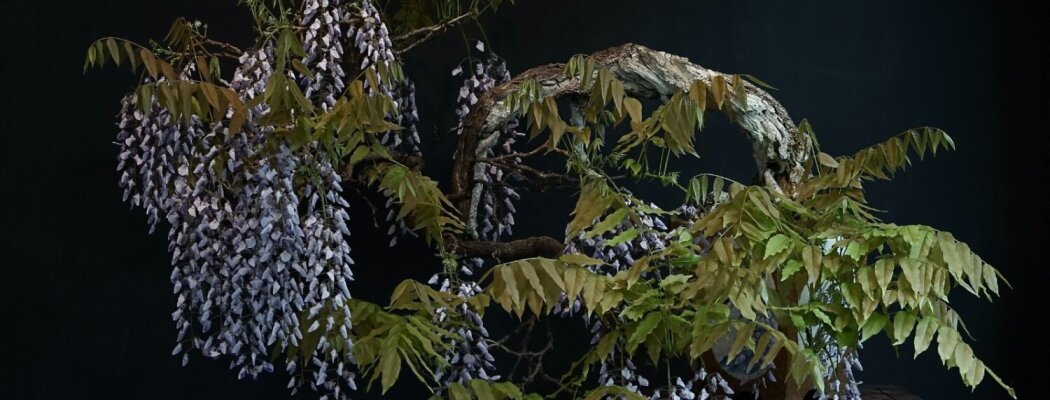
[86,1,1015,399]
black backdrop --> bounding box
[1,1,1046,399]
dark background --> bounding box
[1,1,1046,399]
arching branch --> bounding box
[451,43,812,236]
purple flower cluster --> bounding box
[588,320,736,400]
[351,0,420,154]
[117,6,366,398]
[431,272,500,385]
[341,0,424,245]
[425,48,525,390]
[815,341,862,400]
[557,198,669,317]
[302,0,350,112]
[565,197,669,276]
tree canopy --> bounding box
[86,1,1014,399]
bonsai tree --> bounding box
[86,1,1015,398]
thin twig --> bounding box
[476,145,546,163]
[202,39,243,57]
[395,12,475,54]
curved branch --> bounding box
[452,236,565,260]
[451,43,812,231]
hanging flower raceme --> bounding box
[301,0,350,112]
[431,271,500,386]
[556,197,670,319]
[341,0,427,246]
[424,49,520,390]
[289,151,357,398]
[564,197,670,276]
[114,10,366,397]
[352,0,418,153]
[116,73,199,235]
[816,341,862,400]
[561,198,758,400]
[391,78,423,156]
[454,51,525,242]
[809,282,863,400]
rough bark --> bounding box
[452,236,566,261]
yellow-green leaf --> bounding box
[380,350,401,393]
[106,38,121,67]
[584,208,629,239]
[469,379,496,400]
[624,97,643,122]
[937,326,959,364]
[764,234,791,259]
[818,152,839,168]
[780,260,803,281]
[892,311,917,345]
[861,313,887,342]
[560,253,604,266]
[627,313,661,352]
[448,382,471,400]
